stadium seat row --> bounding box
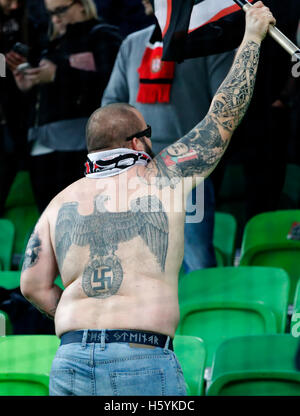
[0,333,299,396]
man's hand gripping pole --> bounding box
[233,0,300,62]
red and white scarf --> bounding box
[137,23,175,104]
[85,148,152,178]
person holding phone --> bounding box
[13,0,122,213]
[0,0,31,216]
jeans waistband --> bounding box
[60,329,173,351]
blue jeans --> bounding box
[183,178,217,274]
[49,330,187,396]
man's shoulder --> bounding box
[46,178,85,214]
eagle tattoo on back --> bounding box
[55,194,169,298]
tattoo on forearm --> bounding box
[145,40,260,188]
[55,195,168,299]
[210,40,260,132]
[22,231,42,272]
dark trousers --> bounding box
[29,150,87,213]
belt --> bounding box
[60,329,173,351]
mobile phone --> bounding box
[17,63,32,73]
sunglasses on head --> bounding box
[47,0,76,17]
[125,125,152,142]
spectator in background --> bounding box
[94,0,155,38]
[0,0,55,336]
[26,0,52,51]
[102,0,236,273]
[0,0,30,216]
[14,0,122,213]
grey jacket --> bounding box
[102,25,235,154]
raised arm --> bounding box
[20,210,62,321]
[148,1,276,192]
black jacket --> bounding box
[0,6,30,149]
[35,18,122,127]
[94,0,156,38]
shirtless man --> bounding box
[20,2,276,396]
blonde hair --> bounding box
[48,0,98,40]
[78,0,98,20]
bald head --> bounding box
[86,103,146,153]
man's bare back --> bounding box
[46,166,186,338]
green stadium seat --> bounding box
[0,373,50,396]
[54,276,65,290]
[214,212,237,266]
[206,334,300,396]
[291,279,300,339]
[4,171,37,209]
[174,335,207,396]
[0,219,15,271]
[0,335,60,372]
[6,207,39,269]
[177,266,290,366]
[0,270,21,290]
[0,310,13,335]
[0,335,60,395]
[3,171,39,269]
[239,210,300,304]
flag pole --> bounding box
[233,0,300,61]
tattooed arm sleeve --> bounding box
[150,39,261,188]
[20,213,63,320]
